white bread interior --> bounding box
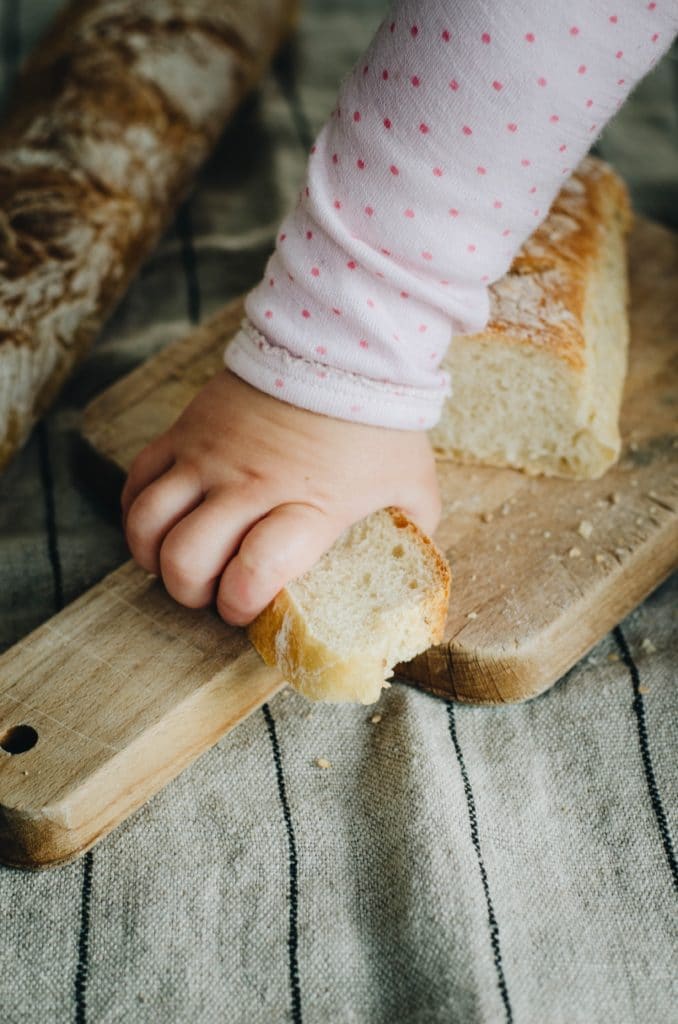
[248,508,451,705]
[430,156,632,480]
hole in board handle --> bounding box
[0,725,39,755]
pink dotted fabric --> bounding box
[224,0,677,430]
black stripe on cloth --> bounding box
[33,247,93,1024]
[272,41,315,154]
[9,0,95,1017]
[262,703,302,1024]
[177,202,202,325]
[74,851,94,1024]
[37,422,65,612]
[447,703,513,1024]
[15,3,97,1014]
[177,107,303,1021]
[0,0,20,89]
[613,624,678,891]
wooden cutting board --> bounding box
[0,216,676,870]
[80,216,678,702]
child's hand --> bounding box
[120,369,441,626]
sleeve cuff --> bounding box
[223,319,450,430]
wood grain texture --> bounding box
[81,215,678,706]
[0,0,299,472]
[0,560,284,869]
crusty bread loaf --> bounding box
[0,0,298,473]
[431,156,633,480]
[248,508,451,705]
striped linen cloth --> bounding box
[0,2,675,1021]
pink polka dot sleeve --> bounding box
[224,0,677,430]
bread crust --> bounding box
[484,156,632,371]
[0,0,300,471]
[248,508,451,705]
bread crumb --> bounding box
[314,757,332,769]
[543,530,551,538]
[22,770,29,776]
[638,685,650,695]
[609,492,620,504]
[607,653,620,662]
[470,573,477,581]
[595,553,606,563]
[467,611,478,619]
[481,511,494,523]
[577,520,594,539]
[635,516,644,526]
[641,638,656,654]
[568,547,581,558]
[370,713,382,724]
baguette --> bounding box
[430,156,633,480]
[248,508,451,705]
[0,0,299,472]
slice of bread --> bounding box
[247,508,451,705]
[430,156,633,480]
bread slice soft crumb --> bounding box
[248,508,451,705]
[430,157,632,480]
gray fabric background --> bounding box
[1,2,676,1022]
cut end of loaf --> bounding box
[431,157,632,480]
[248,508,451,705]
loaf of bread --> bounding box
[248,508,451,705]
[0,0,299,473]
[430,156,632,480]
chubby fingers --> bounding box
[158,491,263,608]
[216,503,348,627]
[395,465,443,538]
[121,435,175,529]
[397,489,442,539]
[124,463,203,575]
